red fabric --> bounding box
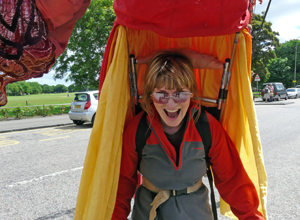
[99,21,120,92]
[113,0,251,38]
[112,104,264,220]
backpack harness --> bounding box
[135,107,218,220]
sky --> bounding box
[27,0,300,86]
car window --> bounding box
[287,89,295,92]
[74,94,90,101]
[93,93,99,100]
[276,84,284,91]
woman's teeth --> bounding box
[164,109,180,118]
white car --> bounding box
[68,90,99,126]
[286,88,300,99]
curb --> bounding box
[0,123,73,134]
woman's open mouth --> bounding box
[164,109,181,119]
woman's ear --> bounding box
[190,93,194,98]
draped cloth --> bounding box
[74,26,268,220]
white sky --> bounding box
[27,0,300,86]
[254,0,300,43]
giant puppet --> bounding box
[0,0,267,219]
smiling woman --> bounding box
[111,51,265,220]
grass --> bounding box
[4,93,75,107]
[0,93,75,120]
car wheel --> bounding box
[285,94,288,100]
[295,94,298,99]
[73,120,84,125]
[91,114,96,127]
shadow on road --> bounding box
[35,208,75,220]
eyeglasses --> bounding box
[152,91,192,104]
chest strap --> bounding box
[142,176,203,220]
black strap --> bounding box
[136,112,151,170]
[194,107,218,220]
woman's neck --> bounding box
[161,117,185,134]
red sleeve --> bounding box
[207,113,265,220]
[112,114,142,220]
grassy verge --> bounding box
[0,105,70,120]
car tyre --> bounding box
[285,94,288,100]
[295,94,298,99]
[73,120,84,125]
[91,114,96,127]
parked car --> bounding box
[68,90,99,126]
[296,85,300,88]
[286,88,300,99]
[261,82,288,101]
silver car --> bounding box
[68,90,99,126]
[286,88,300,99]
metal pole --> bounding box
[294,40,297,87]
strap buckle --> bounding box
[172,189,176,196]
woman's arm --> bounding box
[207,114,265,220]
[112,133,139,219]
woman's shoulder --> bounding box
[124,111,146,135]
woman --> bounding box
[264,85,270,103]
[112,51,265,220]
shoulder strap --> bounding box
[193,106,218,220]
[136,112,151,170]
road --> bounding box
[1,98,300,219]
[0,124,92,220]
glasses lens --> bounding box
[152,92,190,103]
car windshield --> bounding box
[287,89,295,92]
[74,94,90,101]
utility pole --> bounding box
[294,40,298,87]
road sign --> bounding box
[293,80,297,83]
[254,74,260,81]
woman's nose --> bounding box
[166,96,176,107]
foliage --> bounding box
[28,82,42,94]
[275,39,300,86]
[251,12,280,85]
[12,107,25,119]
[60,105,67,114]
[266,57,291,87]
[53,0,115,89]
[32,107,43,116]
[41,84,54,93]
[43,106,52,116]
[16,81,33,95]
[53,84,68,93]
[6,83,20,96]
[0,108,9,119]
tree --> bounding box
[6,83,20,96]
[28,82,42,94]
[16,81,32,95]
[275,39,300,87]
[266,57,291,88]
[41,84,54,93]
[251,12,280,85]
[53,0,115,89]
[53,84,68,93]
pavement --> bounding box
[0,98,294,133]
[0,114,73,133]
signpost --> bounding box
[254,74,260,97]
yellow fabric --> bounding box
[74,26,130,219]
[75,27,267,219]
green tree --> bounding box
[68,85,77,92]
[54,84,68,93]
[53,0,115,89]
[251,12,280,85]
[16,81,32,95]
[266,57,291,88]
[41,84,54,93]
[28,82,42,94]
[275,39,300,86]
[6,83,20,96]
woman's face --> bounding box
[152,86,192,129]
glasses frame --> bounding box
[152,91,192,104]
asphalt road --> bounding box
[0,98,300,219]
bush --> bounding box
[60,105,66,114]
[32,106,43,116]
[43,106,52,116]
[0,108,9,119]
[12,107,25,119]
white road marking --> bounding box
[7,166,83,188]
